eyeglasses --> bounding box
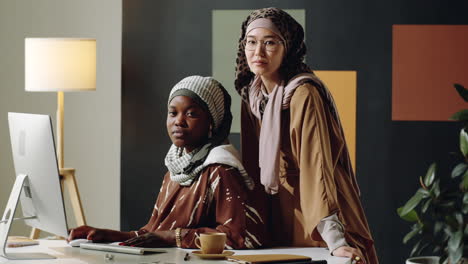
[243,39,284,52]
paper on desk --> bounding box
[7,236,39,248]
[228,254,312,263]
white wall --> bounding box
[0,0,122,236]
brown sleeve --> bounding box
[181,166,265,249]
[138,173,169,233]
[290,85,379,263]
[289,84,340,238]
[240,99,273,247]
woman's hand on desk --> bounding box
[68,225,110,242]
[332,246,365,264]
[121,231,175,247]
[68,225,133,243]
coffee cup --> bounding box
[194,232,226,254]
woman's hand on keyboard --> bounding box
[68,225,107,242]
[68,225,134,243]
[122,231,174,248]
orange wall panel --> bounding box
[392,25,468,121]
[316,71,357,171]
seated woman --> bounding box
[68,75,265,249]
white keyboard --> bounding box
[80,243,167,255]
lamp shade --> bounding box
[25,38,96,92]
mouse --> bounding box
[68,239,92,247]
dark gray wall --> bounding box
[121,1,468,263]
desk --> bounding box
[0,240,351,264]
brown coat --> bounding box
[241,83,379,263]
[139,164,266,249]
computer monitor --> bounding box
[0,112,68,260]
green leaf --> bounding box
[464,196,468,214]
[417,188,430,198]
[410,240,421,257]
[424,163,436,187]
[415,242,430,257]
[397,207,419,222]
[460,129,468,157]
[441,256,449,264]
[454,83,468,102]
[448,242,463,264]
[450,109,468,121]
[448,230,462,252]
[400,191,424,216]
[442,229,450,241]
[421,199,431,213]
[434,221,443,236]
[455,213,463,226]
[462,169,468,190]
[451,163,468,178]
[439,256,449,264]
[403,227,420,244]
[431,180,440,198]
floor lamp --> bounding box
[25,38,96,238]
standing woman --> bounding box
[235,8,378,263]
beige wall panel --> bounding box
[0,0,121,236]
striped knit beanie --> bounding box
[167,75,233,175]
[168,76,226,130]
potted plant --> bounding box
[397,84,468,264]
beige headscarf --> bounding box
[248,74,320,193]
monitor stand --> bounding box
[0,174,56,260]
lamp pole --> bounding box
[57,91,64,169]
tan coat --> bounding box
[241,83,378,263]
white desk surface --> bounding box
[0,240,351,264]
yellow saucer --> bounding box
[192,250,235,259]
